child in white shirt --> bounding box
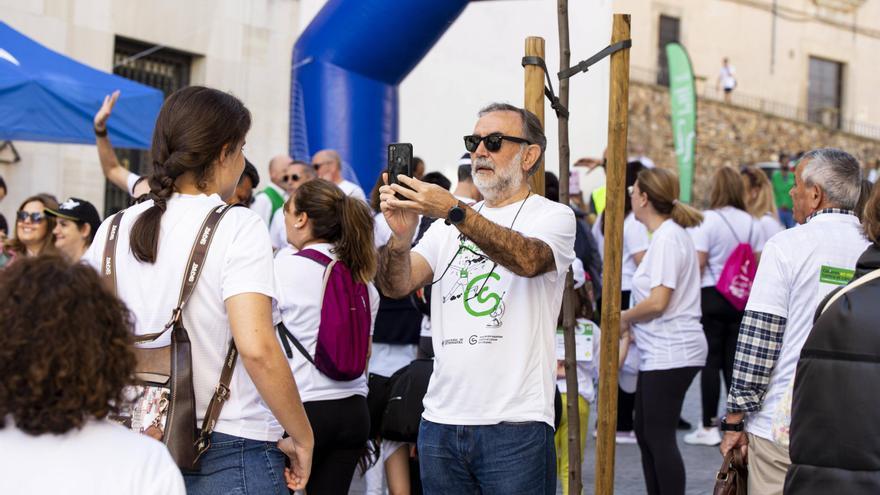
[554,258,597,492]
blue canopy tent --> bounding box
[0,21,162,149]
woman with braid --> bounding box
[83,86,313,493]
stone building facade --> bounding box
[628,80,880,207]
[615,0,880,134]
[1,0,301,218]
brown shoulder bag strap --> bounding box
[135,204,236,344]
[180,204,242,455]
[104,204,241,456]
[101,210,126,294]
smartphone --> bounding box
[387,143,414,200]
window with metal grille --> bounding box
[807,56,843,130]
[103,37,193,216]
[657,15,681,87]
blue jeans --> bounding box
[418,419,556,495]
[779,208,795,229]
[184,432,287,495]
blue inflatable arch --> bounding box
[290,0,471,187]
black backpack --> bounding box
[380,358,434,442]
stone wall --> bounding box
[628,81,880,208]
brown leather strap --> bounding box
[103,203,241,457]
[136,204,238,344]
[101,210,126,294]
[177,204,232,311]
[196,340,239,455]
[177,204,241,457]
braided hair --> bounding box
[129,87,251,263]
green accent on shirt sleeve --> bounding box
[819,265,855,286]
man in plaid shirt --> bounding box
[719,148,870,495]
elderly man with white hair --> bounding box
[311,149,367,202]
[720,148,870,495]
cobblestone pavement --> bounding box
[352,372,723,494]
[577,372,722,495]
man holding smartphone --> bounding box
[377,103,575,494]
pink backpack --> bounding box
[714,213,757,311]
[277,249,371,381]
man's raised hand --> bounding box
[379,173,421,242]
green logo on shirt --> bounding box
[463,272,502,317]
[819,265,855,286]
[441,234,507,328]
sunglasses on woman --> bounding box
[281,174,301,183]
[16,211,45,223]
[463,133,532,153]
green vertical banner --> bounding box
[665,42,697,203]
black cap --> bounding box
[44,197,102,235]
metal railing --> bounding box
[630,65,880,141]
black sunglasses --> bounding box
[16,211,45,223]
[281,174,301,182]
[463,133,531,153]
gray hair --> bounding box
[292,160,316,178]
[478,102,547,176]
[324,149,342,167]
[799,148,862,210]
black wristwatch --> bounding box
[720,416,745,432]
[445,202,466,225]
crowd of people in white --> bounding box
[1,86,879,495]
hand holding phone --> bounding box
[387,143,414,200]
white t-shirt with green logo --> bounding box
[630,219,707,371]
[743,212,869,441]
[412,195,576,427]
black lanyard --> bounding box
[430,193,532,304]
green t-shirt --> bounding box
[771,170,794,210]
[260,186,285,218]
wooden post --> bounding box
[595,13,631,495]
[524,36,546,196]
[555,1,582,494]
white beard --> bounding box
[472,149,525,203]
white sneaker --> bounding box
[615,431,638,444]
[589,430,637,444]
[683,426,722,446]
